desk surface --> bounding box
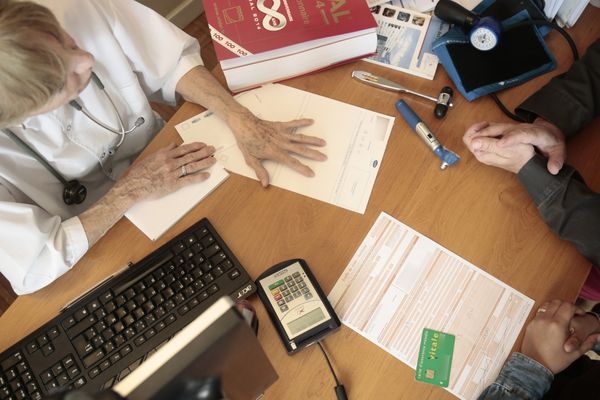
[2,9,600,400]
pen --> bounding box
[395,100,459,169]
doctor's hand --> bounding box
[228,115,327,187]
[521,300,600,375]
[463,122,535,173]
[496,118,566,175]
[117,142,216,202]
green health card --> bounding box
[415,328,455,387]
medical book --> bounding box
[203,0,377,91]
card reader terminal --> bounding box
[256,259,341,355]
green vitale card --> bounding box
[415,328,455,388]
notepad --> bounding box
[176,84,395,214]
[125,164,229,240]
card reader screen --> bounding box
[288,308,326,336]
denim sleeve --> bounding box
[477,353,553,400]
[517,154,600,266]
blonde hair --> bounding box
[0,0,67,127]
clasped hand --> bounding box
[521,300,600,375]
[463,118,566,174]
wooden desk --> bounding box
[1,9,599,400]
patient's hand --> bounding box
[463,122,535,173]
[497,118,566,175]
[564,311,600,353]
[521,300,600,374]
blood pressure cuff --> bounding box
[432,1,556,101]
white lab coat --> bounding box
[0,0,203,294]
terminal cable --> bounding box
[317,341,348,400]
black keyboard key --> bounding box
[26,341,38,354]
[99,360,111,372]
[56,372,69,387]
[229,269,241,280]
[104,342,115,355]
[1,352,23,370]
[134,336,145,347]
[87,300,101,313]
[114,295,126,307]
[73,377,86,388]
[210,252,227,266]
[199,234,214,248]
[208,284,219,295]
[172,241,185,254]
[82,349,104,368]
[41,344,54,357]
[51,363,64,376]
[47,327,60,340]
[72,335,94,358]
[26,381,38,394]
[99,291,113,304]
[40,370,53,384]
[124,288,136,300]
[73,308,89,322]
[89,367,101,379]
[202,243,220,258]
[120,345,132,357]
[133,308,145,320]
[67,365,80,380]
[63,355,75,369]
[114,334,126,347]
[67,315,97,339]
[109,353,121,365]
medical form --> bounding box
[176,84,395,214]
[329,212,534,400]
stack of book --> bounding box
[203,0,377,92]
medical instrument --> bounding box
[69,72,145,148]
[395,100,460,169]
[1,128,87,204]
[352,71,454,118]
[0,72,146,205]
[434,0,501,51]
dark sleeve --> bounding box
[518,154,600,266]
[516,39,600,138]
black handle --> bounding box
[434,0,479,27]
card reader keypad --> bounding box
[269,272,313,312]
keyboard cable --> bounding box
[317,340,348,400]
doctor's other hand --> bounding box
[521,300,600,374]
[116,142,216,202]
[496,118,566,175]
[228,115,327,187]
[463,122,535,174]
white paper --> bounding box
[329,212,534,400]
[177,84,395,214]
[125,164,229,240]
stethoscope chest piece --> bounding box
[63,180,87,205]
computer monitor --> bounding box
[113,297,278,400]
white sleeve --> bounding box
[101,0,204,104]
[0,187,89,295]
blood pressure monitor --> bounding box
[256,259,341,355]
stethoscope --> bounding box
[1,72,145,205]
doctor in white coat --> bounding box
[0,0,327,295]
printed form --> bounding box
[329,212,534,399]
[177,84,394,214]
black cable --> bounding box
[489,18,580,121]
[317,341,348,400]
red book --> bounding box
[203,0,377,91]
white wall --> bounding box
[136,0,203,28]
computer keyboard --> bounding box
[0,218,257,400]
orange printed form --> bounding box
[203,0,377,91]
[328,212,534,400]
